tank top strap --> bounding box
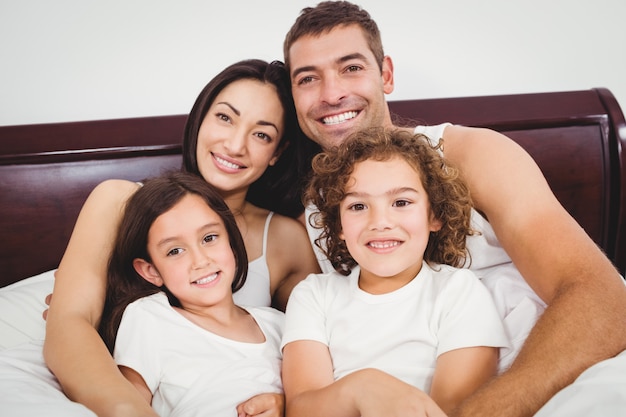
[262,211,274,255]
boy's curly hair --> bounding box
[305,127,476,275]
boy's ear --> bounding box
[133,258,164,287]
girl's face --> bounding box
[196,78,285,198]
[136,194,237,311]
[339,156,442,294]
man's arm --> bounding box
[443,125,626,416]
[43,179,158,417]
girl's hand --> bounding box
[236,392,284,417]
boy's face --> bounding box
[288,24,395,150]
[339,156,442,293]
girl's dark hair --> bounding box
[305,127,476,275]
[98,171,248,353]
[182,59,310,218]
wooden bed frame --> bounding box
[1,87,625,288]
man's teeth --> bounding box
[323,111,357,125]
[369,241,399,249]
[194,273,218,284]
[215,155,243,169]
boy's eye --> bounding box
[393,199,411,207]
[348,203,366,211]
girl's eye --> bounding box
[167,248,183,256]
[203,234,218,244]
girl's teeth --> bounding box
[194,273,218,284]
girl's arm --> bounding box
[267,215,321,312]
[430,346,498,414]
[43,179,157,417]
[282,340,446,417]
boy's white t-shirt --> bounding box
[282,262,509,392]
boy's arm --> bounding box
[444,125,626,416]
[282,340,446,417]
[430,346,498,414]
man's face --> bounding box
[288,24,395,150]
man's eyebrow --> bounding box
[291,52,370,79]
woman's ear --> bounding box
[269,138,291,166]
[133,258,164,287]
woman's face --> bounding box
[196,79,285,198]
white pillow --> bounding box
[0,270,55,351]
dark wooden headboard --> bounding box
[1,88,625,288]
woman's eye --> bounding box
[217,113,231,122]
[255,132,272,142]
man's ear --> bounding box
[381,55,394,95]
[133,258,164,287]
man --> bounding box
[281,1,626,416]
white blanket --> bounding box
[1,270,625,416]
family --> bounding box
[2,1,626,417]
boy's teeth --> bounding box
[369,241,398,249]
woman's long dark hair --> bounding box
[182,59,311,218]
[98,171,248,353]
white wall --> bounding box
[1,0,625,126]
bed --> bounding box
[1,87,625,415]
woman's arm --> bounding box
[430,346,498,414]
[444,125,626,416]
[43,179,157,417]
[282,340,446,417]
[267,215,321,311]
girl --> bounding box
[44,59,319,417]
[101,171,284,417]
[281,127,510,416]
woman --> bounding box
[43,59,319,417]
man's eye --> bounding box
[298,75,314,85]
[345,65,361,73]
